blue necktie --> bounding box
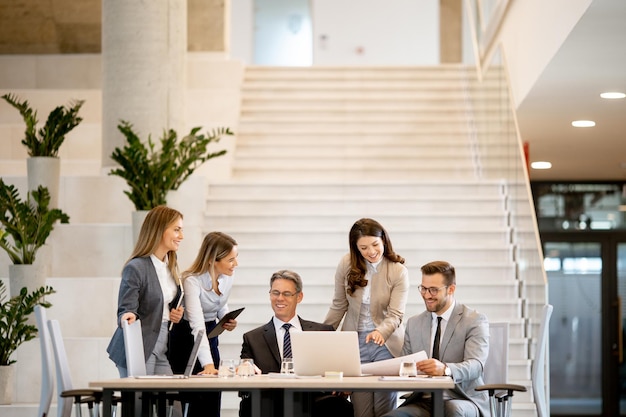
[282,323,292,359]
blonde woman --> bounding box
[107,205,185,377]
[169,231,239,417]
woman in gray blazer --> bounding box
[325,218,410,417]
[106,205,185,376]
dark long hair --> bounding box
[346,218,404,296]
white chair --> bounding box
[121,319,147,377]
[47,319,102,417]
[34,305,54,417]
[532,304,553,417]
[476,322,526,417]
[477,305,554,417]
[122,319,183,417]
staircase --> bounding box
[210,66,542,417]
[0,62,544,417]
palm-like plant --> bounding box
[1,93,84,157]
[0,179,70,264]
[109,120,232,211]
[0,280,55,366]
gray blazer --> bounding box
[107,256,177,368]
[402,302,490,417]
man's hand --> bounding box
[416,358,445,376]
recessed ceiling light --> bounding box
[531,161,552,170]
[572,120,595,127]
[600,92,626,99]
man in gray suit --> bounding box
[239,269,352,417]
[383,261,489,417]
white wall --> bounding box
[230,0,439,66]
[496,0,592,106]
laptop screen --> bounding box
[184,329,205,377]
[291,331,362,377]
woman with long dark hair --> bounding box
[325,218,410,417]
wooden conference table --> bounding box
[90,374,454,417]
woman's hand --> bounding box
[198,364,218,375]
[223,318,237,332]
[169,306,184,323]
[121,312,137,325]
[365,329,385,346]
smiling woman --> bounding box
[106,205,185,378]
[324,218,410,417]
[168,231,240,417]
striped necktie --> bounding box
[282,323,293,359]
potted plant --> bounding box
[1,93,85,208]
[0,179,70,296]
[108,120,232,241]
[0,280,55,404]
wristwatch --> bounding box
[443,364,452,377]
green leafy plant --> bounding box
[1,93,84,157]
[0,179,70,264]
[109,120,233,211]
[0,280,55,366]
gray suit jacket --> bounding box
[107,256,178,368]
[402,302,490,417]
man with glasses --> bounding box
[382,261,490,417]
[239,269,352,417]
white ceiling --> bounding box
[515,0,626,182]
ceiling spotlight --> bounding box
[600,92,626,99]
[572,120,595,127]
[531,161,552,170]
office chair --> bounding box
[34,305,54,417]
[476,305,553,417]
[122,319,186,417]
[476,322,526,417]
[47,319,103,417]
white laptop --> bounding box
[135,328,204,379]
[291,331,363,377]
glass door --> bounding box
[543,233,625,416]
[617,242,626,416]
[544,241,603,415]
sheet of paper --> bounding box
[360,351,428,376]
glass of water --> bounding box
[237,358,255,377]
[218,359,237,378]
[280,358,294,374]
[399,360,417,377]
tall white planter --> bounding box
[8,264,46,298]
[27,157,61,208]
[132,210,149,246]
[0,365,14,405]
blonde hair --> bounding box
[127,205,183,282]
[183,231,237,295]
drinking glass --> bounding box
[280,358,294,374]
[399,360,417,377]
[218,359,236,378]
[237,358,255,377]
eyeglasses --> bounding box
[269,290,300,298]
[418,285,448,296]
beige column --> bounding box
[101,0,187,168]
[440,0,462,63]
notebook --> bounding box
[291,331,364,377]
[135,328,204,379]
